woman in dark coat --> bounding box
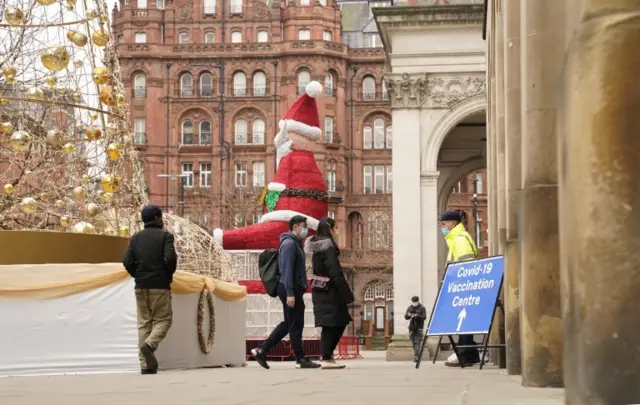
[305,217,354,369]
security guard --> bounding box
[440,210,480,367]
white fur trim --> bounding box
[305,81,322,98]
[268,182,286,192]
[259,210,319,230]
[213,228,223,245]
[274,120,289,149]
[276,140,292,168]
[275,119,321,148]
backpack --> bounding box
[258,248,280,298]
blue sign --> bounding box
[427,256,504,336]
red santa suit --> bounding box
[213,81,328,250]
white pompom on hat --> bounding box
[274,81,323,149]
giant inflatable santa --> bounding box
[213,81,328,250]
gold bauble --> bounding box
[60,215,72,227]
[72,186,86,201]
[73,60,83,69]
[100,174,121,192]
[85,203,101,217]
[115,93,126,106]
[118,225,130,237]
[4,7,24,26]
[41,46,70,72]
[72,92,83,103]
[99,86,115,106]
[5,76,16,84]
[63,143,74,154]
[24,170,32,177]
[54,199,65,209]
[92,67,110,85]
[39,192,49,201]
[66,30,88,47]
[106,143,122,160]
[46,129,63,146]
[66,0,76,10]
[72,222,95,234]
[2,66,17,77]
[19,197,37,214]
[91,30,109,47]
[105,122,119,136]
[99,13,109,23]
[26,86,45,100]
[36,0,57,5]
[87,10,99,19]
[90,112,98,121]
[44,76,57,87]
[101,192,114,202]
[10,131,31,152]
[0,122,14,134]
[0,98,8,105]
[81,174,90,183]
[86,126,102,141]
[3,184,14,194]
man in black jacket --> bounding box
[405,296,427,363]
[123,205,178,375]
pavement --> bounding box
[0,352,564,405]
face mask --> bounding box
[299,227,309,239]
[412,302,419,307]
[441,227,450,236]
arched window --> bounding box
[324,72,334,97]
[204,31,215,43]
[199,73,213,97]
[252,119,265,145]
[298,28,311,40]
[362,76,376,100]
[199,120,212,145]
[180,73,193,97]
[178,31,189,44]
[386,125,392,148]
[234,119,247,144]
[138,0,147,8]
[133,73,146,98]
[253,71,266,96]
[134,32,147,43]
[368,211,390,249]
[373,118,385,149]
[181,119,194,145]
[325,159,336,192]
[231,31,242,43]
[297,70,310,95]
[233,72,246,96]
[257,30,268,43]
[363,125,372,149]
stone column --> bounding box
[503,0,522,376]
[420,172,440,316]
[495,0,507,255]
[487,2,499,256]
[519,0,564,387]
[562,1,640,402]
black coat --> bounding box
[305,236,354,327]
[123,222,178,290]
[405,303,427,331]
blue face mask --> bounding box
[299,227,309,239]
[441,227,450,236]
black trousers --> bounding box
[458,334,479,363]
[260,284,306,360]
[320,325,346,360]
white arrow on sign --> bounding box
[456,308,467,332]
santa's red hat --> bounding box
[274,81,322,150]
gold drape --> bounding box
[0,263,247,301]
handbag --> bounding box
[310,274,331,291]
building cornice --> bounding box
[373,4,485,55]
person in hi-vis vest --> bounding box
[440,210,480,367]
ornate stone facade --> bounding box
[384,73,486,109]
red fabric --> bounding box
[222,222,289,250]
[283,94,320,129]
[239,280,312,294]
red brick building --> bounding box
[112,0,486,342]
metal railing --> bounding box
[362,91,376,101]
[325,87,337,97]
[253,87,266,96]
[180,85,193,97]
[200,132,212,145]
[133,87,146,98]
[200,86,213,97]
[133,132,147,145]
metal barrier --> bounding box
[335,336,363,360]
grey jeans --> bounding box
[409,329,423,359]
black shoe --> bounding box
[141,368,157,375]
[251,347,270,370]
[140,343,158,371]
[296,357,320,369]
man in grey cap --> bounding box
[123,205,178,374]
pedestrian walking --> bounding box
[440,210,480,367]
[405,296,427,363]
[123,205,178,375]
[251,215,320,369]
[305,217,354,369]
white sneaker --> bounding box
[321,359,346,369]
[444,353,460,367]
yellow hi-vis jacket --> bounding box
[445,223,479,264]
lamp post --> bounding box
[158,173,189,216]
[472,178,480,247]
